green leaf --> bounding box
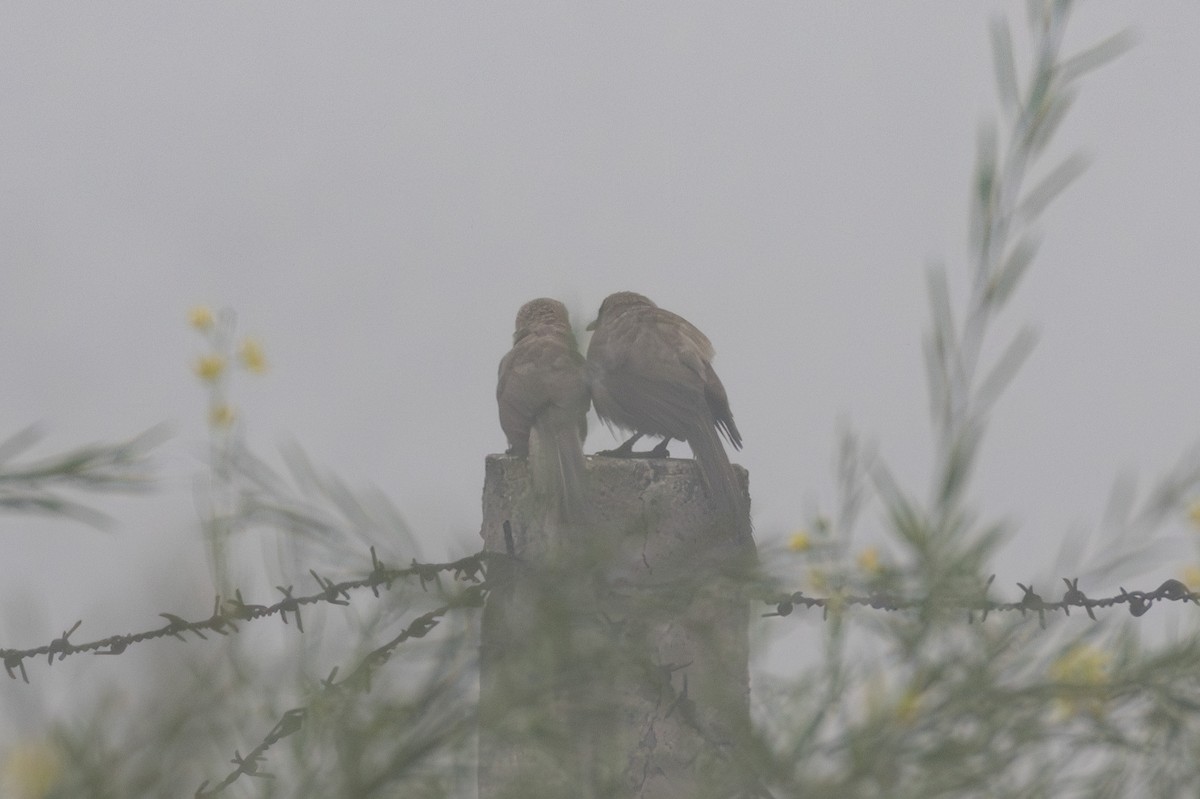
[990,18,1020,116]
[926,267,957,361]
[0,425,43,465]
[986,236,1040,306]
[1025,88,1078,156]
[1058,30,1137,85]
[874,466,929,551]
[970,125,1000,257]
[975,326,1038,413]
[924,266,957,426]
[1017,153,1090,222]
[939,421,983,508]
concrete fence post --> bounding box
[478,453,756,799]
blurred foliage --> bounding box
[0,425,166,529]
[5,2,1200,798]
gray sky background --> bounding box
[2,1,1199,720]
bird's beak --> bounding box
[585,318,598,331]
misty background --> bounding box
[1,0,1198,723]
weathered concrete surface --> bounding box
[478,454,756,799]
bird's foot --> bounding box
[596,436,671,459]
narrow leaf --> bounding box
[924,266,958,426]
[926,266,957,359]
[939,422,983,508]
[970,125,1000,257]
[990,18,1020,115]
[1025,88,1078,156]
[975,326,1038,413]
[0,426,43,466]
[1017,153,1090,221]
[1058,30,1137,85]
[987,236,1040,307]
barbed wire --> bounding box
[5,532,1198,795]
[6,545,1199,686]
[193,586,485,797]
[0,547,486,683]
[761,576,1200,627]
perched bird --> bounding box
[497,298,590,523]
[585,291,748,534]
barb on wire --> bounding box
[762,577,1198,628]
[194,584,487,797]
[0,548,487,683]
[193,707,305,796]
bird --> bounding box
[497,298,590,524]
[585,291,748,535]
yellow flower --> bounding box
[1189,501,1200,530]
[2,741,61,799]
[787,531,812,552]
[1050,644,1110,717]
[1182,565,1200,591]
[238,337,267,374]
[188,305,215,330]
[857,546,881,574]
[1050,644,1110,685]
[209,404,236,428]
[194,354,226,382]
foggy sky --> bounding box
[2,3,1199,679]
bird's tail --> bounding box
[530,407,590,527]
[687,420,752,540]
